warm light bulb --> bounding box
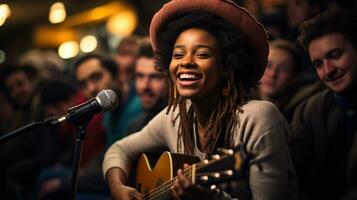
[106,10,137,37]
[0,4,11,26]
[58,41,79,59]
[49,2,66,24]
[0,18,6,26]
[80,35,98,53]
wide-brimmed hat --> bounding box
[150,0,269,82]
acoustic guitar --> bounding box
[135,145,247,200]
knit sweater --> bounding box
[103,100,298,200]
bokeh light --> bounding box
[80,35,98,53]
[58,41,79,59]
[0,50,6,64]
[0,4,11,26]
[106,10,137,37]
[49,2,66,24]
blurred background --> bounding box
[0,0,357,199]
[0,0,355,65]
[0,0,170,64]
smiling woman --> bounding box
[170,28,222,102]
[103,1,298,200]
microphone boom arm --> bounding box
[0,116,59,144]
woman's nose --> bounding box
[180,55,195,68]
[266,66,278,78]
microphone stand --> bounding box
[68,115,93,200]
[0,115,92,200]
[0,117,58,144]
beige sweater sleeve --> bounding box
[237,100,295,200]
[102,108,177,178]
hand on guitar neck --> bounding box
[172,163,213,200]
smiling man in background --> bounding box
[289,8,357,200]
[126,38,168,134]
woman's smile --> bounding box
[176,71,202,87]
[169,28,223,100]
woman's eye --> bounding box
[277,65,290,73]
[266,62,273,68]
[196,52,210,58]
[172,52,184,59]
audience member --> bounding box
[38,53,142,199]
[35,80,80,200]
[258,39,303,121]
[0,64,41,198]
[114,36,141,103]
[289,8,357,199]
[126,38,168,134]
[0,91,14,134]
[18,49,66,80]
[343,131,357,200]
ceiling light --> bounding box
[49,2,66,24]
[58,41,79,59]
[0,4,11,27]
[80,35,98,53]
[106,10,137,37]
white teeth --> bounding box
[179,73,199,79]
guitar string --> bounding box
[143,160,219,199]
[143,118,230,199]
[143,157,226,199]
[143,156,227,199]
[146,169,192,200]
[145,170,229,200]
[143,163,211,199]
[143,166,193,199]
[143,173,180,199]
[146,168,234,199]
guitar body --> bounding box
[135,146,247,199]
[136,152,200,195]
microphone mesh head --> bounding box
[96,89,119,111]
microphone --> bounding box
[55,89,119,125]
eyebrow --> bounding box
[173,44,214,51]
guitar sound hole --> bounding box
[156,178,164,188]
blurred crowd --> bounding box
[0,35,168,199]
[0,0,356,199]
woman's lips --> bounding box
[176,72,202,87]
[263,80,276,89]
[178,79,201,87]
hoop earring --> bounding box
[222,79,231,96]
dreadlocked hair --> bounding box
[154,11,258,154]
